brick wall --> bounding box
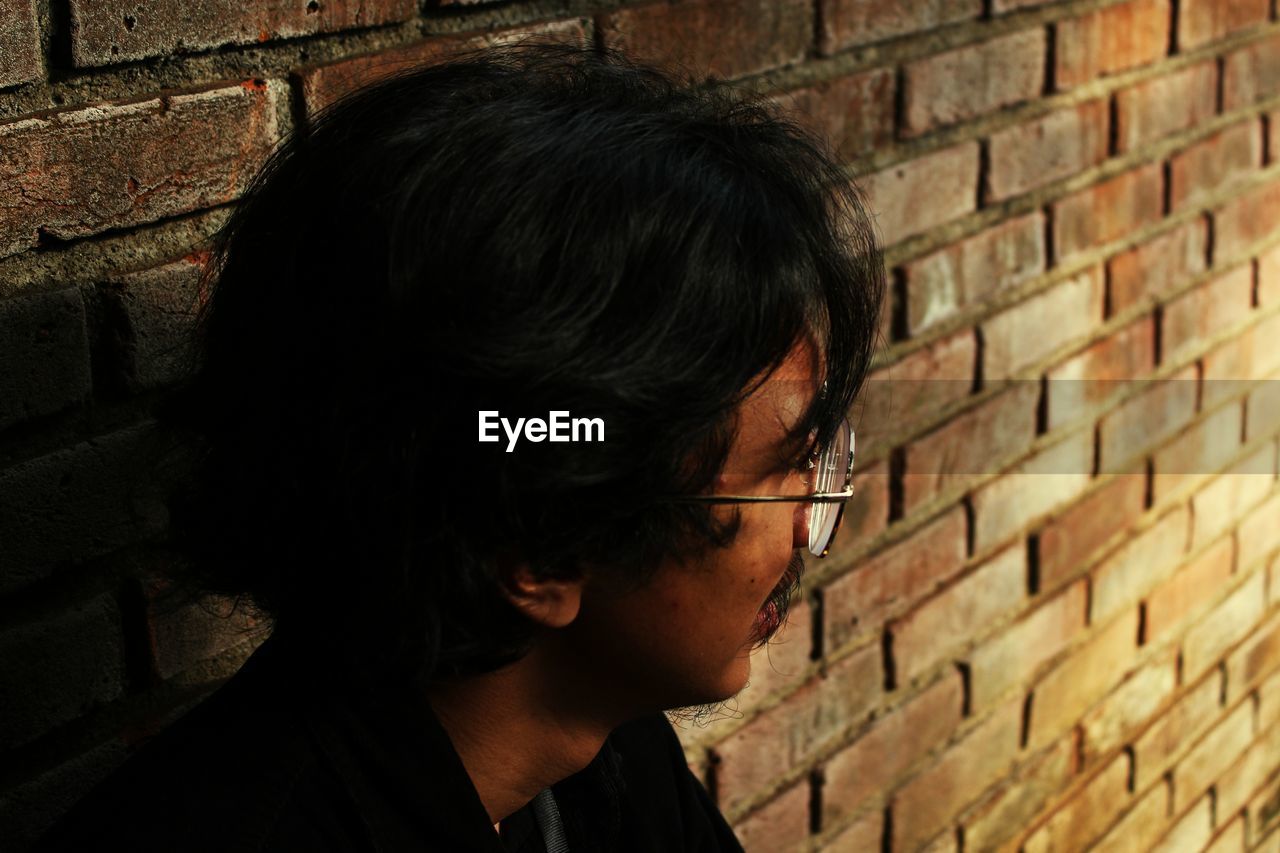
[2,1,1279,851]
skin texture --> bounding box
[428,339,821,826]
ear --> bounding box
[497,557,585,630]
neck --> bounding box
[426,646,617,824]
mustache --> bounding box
[753,550,806,647]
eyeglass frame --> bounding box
[657,419,855,559]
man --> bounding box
[38,40,883,851]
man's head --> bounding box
[156,40,884,704]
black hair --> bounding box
[152,39,884,688]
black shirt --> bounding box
[35,634,743,852]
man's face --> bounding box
[547,341,821,715]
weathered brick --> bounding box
[1214,180,1280,261]
[1038,474,1148,591]
[1259,242,1280,307]
[1226,612,1280,704]
[1239,491,1280,571]
[1172,699,1254,812]
[861,143,980,246]
[1097,365,1198,474]
[890,544,1025,686]
[992,0,1055,9]
[0,595,126,751]
[1155,793,1214,852]
[1091,780,1170,853]
[1246,369,1280,442]
[827,461,890,555]
[903,29,1045,136]
[1026,609,1140,751]
[773,68,895,161]
[1133,669,1222,789]
[826,808,883,851]
[817,0,981,54]
[891,698,1022,852]
[0,287,91,431]
[1203,313,1280,408]
[982,266,1104,380]
[1183,569,1267,681]
[961,737,1075,852]
[0,424,172,595]
[298,22,589,114]
[1169,121,1263,212]
[1115,62,1218,154]
[986,99,1109,201]
[970,429,1092,552]
[1056,0,1171,90]
[1090,505,1189,623]
[1261,666,1280,731]
[599,0,812,81]
[821,671,964,827]
[1080,650,1178,762]
[902,213,1045,335]
[1046,316,1155,430]
[0,0,41,88]
[822,507,968,651]
[1144,536,1234,644]
[967,581,1087,711]
[1223,33,1280,111]
[1247,772,1280,843]
[0,739,129,848]
[1177,0,1270,51]
[68,0,416,66]
[1162,265,1254,366]
[1107,219,1209,313]
[0,80,286,260]
[902,381,1040,513]
[1189,444,1275,547]
[855,329,975,462]
[1205,816,1247,853]
[1151,402,1244,501]
[713,643,881,817]
[731,779,809,852]
[1022,752,1131,852]
[1052,164,1165,263]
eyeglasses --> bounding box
[660,419,855,558]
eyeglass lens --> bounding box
[808,420,852,557]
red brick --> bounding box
[1183,569,1267,681]
[1097,365,1198,474]
[1145,536,1234,644]
[1173,699,1255,812]
[601,0,814,80]
[1090,505,1189,623]
[1246,368,1280,442]
[1038,474,1148,591]
[890,544,1025,685]
[68,0,416,66]
[0,287,90,431]
[1027,609,1140,750]
[903,29,1046,136]
[1203,313,1280,408]
[298,22,589,114]
[1214,180,1280,261]
[1151,402,1245,501]
[982,266,1104,380]
[1052,164,1165,263]
[966,581,1088,711]
[1259,242,1280,308]
[0,0,40,88]
[826,808,883,851]
[1224,34,1280,111]
[1189,444,1275,546]
[1091,779,1171,853]
[1046,316,1156,430]
[1115,62,1219,154]
[1107,219,1209,313]
[1022,752,1132,852]
[1133,668,1223,788]
[1239,491,1280,572]
[1247,773,1280,843]
[1225,612,1280,702]
[1207,815,1248,852]
[855,329,975,462]
[1170,121,1263,212]
[1156,793,1214,851]
[1055,0,1171,90]
[1177,0,1270,51]
[825,461,890,563]
[821,671,964,827]
[731,779,809,852]
[986,99,1110,201]
[0,81,286,260]
[773,68,895,161]
[1261,666,1280,730]
[1163,265,1254,365]
[822,507,968,651]
[891,698,1022,852]
[0,595,126,751]
[902,213,1045,335]
[713,643,881,816]
[861,143,980,246]
[961,737,1075,852]
[902,382,1039,513]
[1080,650,1178,761]
[817,0,981,54]
[992,0,1055,10]
[970,429,1093,552]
